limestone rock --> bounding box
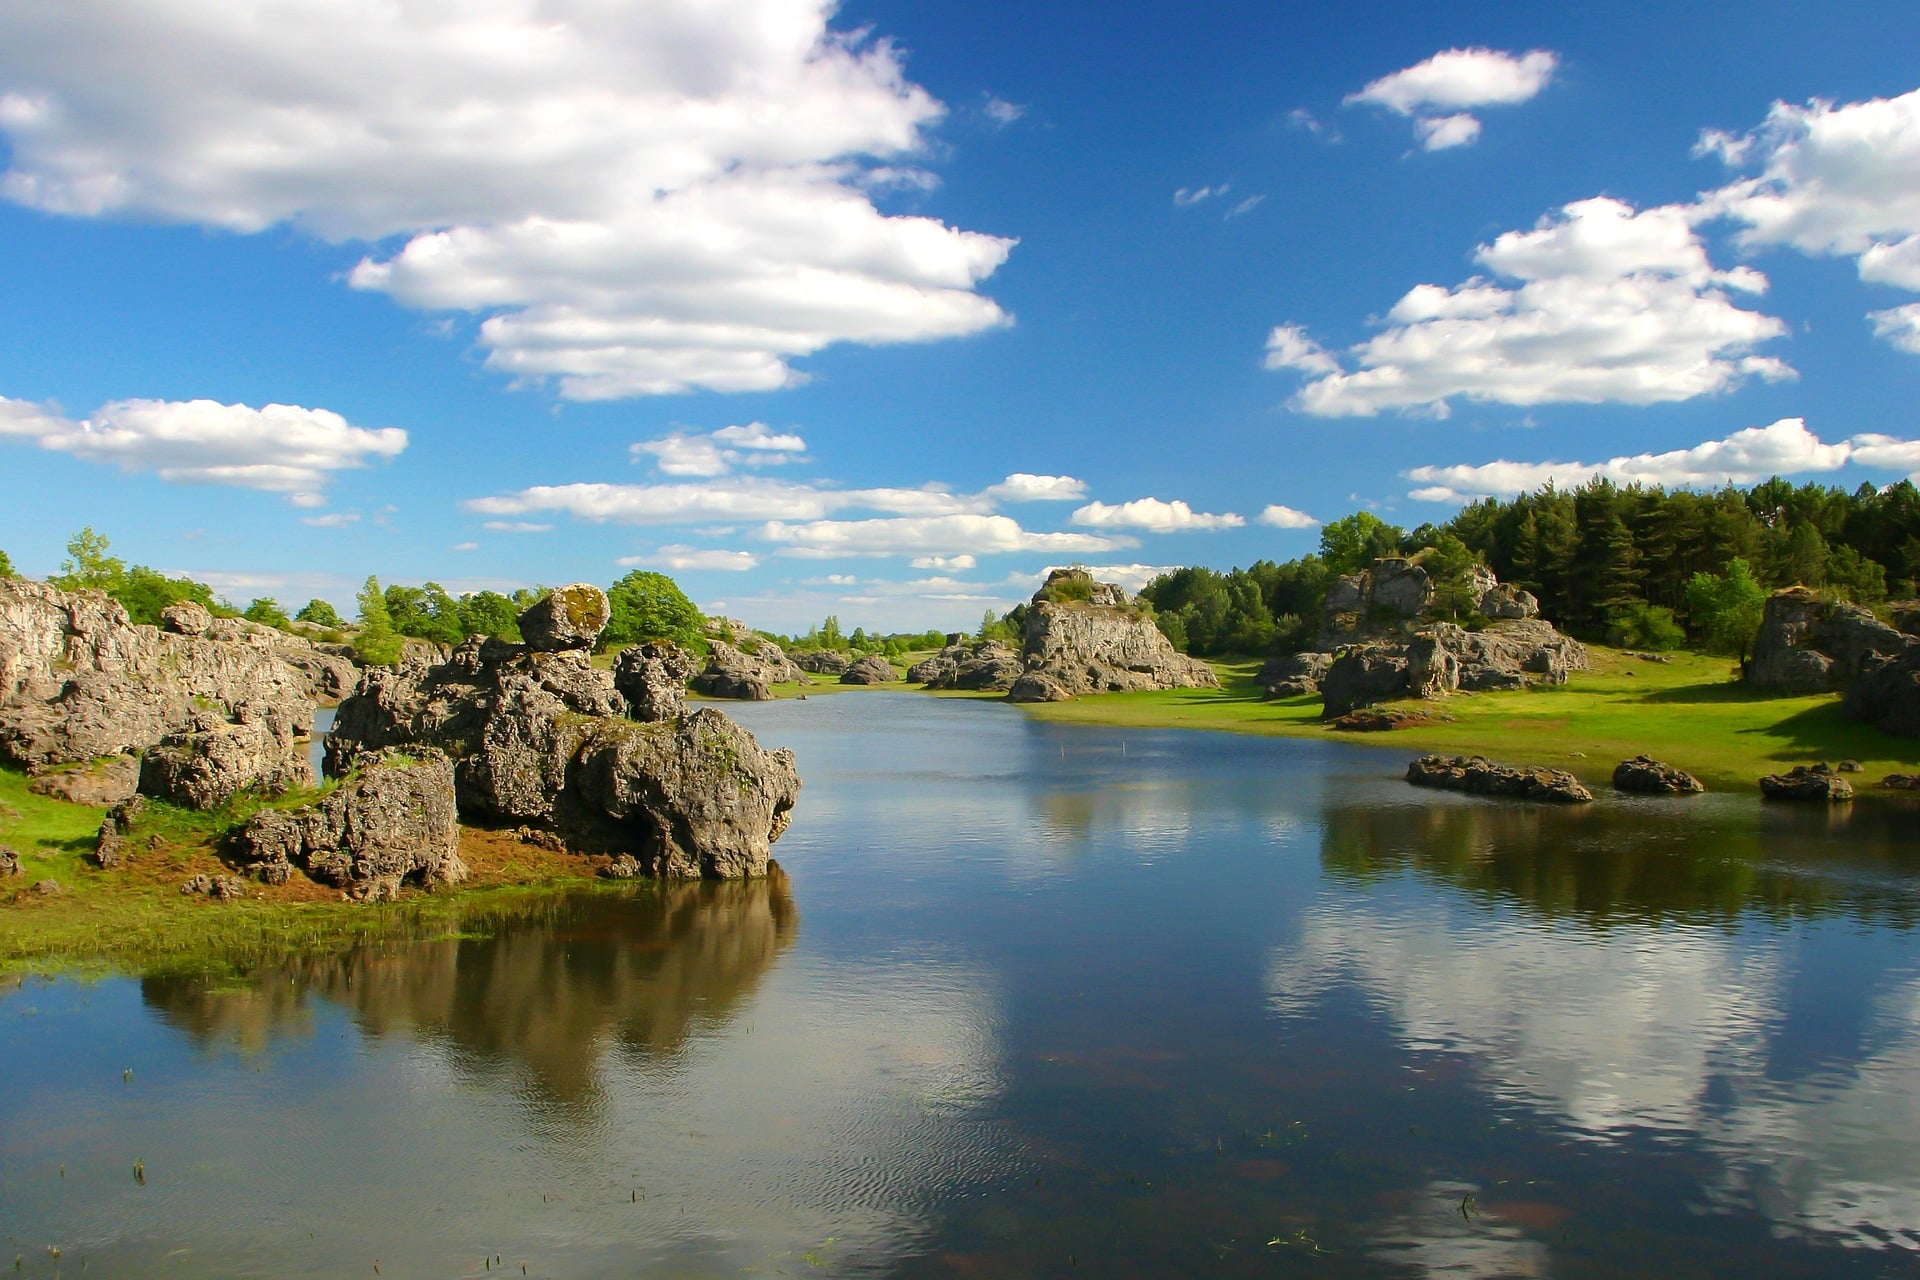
[1259,650,1334,700]
[0,845,19,877]
[179,873,248,901]
[1612,755,1705,795]
[602,853,643,879]
[793,650,851,675]
[613,641,699,722]
[92,797,143,868]
[1882,773,1920,790]
[1007,574,1218,703]
[138,700,314,810]
[160,601,212,636]
[1327,707,1453,731]
[1320,650,1411,718]
[909,640,1023,692]
[1480,583,1540,621]
[839,654,896,685]
[691,640,805,700]
[33,878,61,896]
[27,753,140,806]
[237,747,465,897]
[1750,588,1914,693]
[1321,621,1587,718]
[517,584,611,653]
[1406,754,1594,804]
[1842,647,1920,737]
[1759,764,1854,801]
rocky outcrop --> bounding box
[1406,754,1594,804]
[839,654,896,685]
[324,588,798,879]
[1759,764,1854,801]
[0,846,19,877]
[179,872,249,901]
[1842,647,1920,737]
[1883,774,1920,790]
[1327,707,1454,731]
[908,639,1024,692]
[613,642,698,722]
[1259,650,1334,698]
[160,601,212,635]
[1750,588,1914,694]
[691,640,807,700]
[92,797,143,868]
[792,649,851,675]
[1319,621,1588,718]
[1319,559,1539,649]
[0,578,349,771]
[1613,756,1705,794]
[1007,569,1218,703]
[138,699,314,810]
[26,753,141,806]
[237,747,465,899]
[518,584,612,652]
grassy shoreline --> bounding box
[1010,645,1920,792]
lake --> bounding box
[4,691,1920,1277]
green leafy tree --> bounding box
[602,570,704,650]
[243,597,292,629]
[457,590,522,640]
[1317,512,1405,576]
[1686,558,1768,672]
[354,576,404,665]
[0,548,13,578]
[54,526,128,593]
[296,598,344,628]
[1606,602,1686,651]
[1421,535,1482,621]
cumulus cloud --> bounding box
[1346,48,1556,149]
[760,514,1132,559]
[0,394,405,497]
[911,554,976,570]
[466,477,977,526]
[1276,197,1792,417]
[1870,304,1920,353]
[982,473,1089,503]
[1070,497,1244,532]
[1403,418,1916,502]
[618,545,760,572]
[0,0,1013,399]
[1257,504,1319,529]
[631,423,808,477]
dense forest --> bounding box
[1140,477,1920,659]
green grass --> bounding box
[1012,646,1920,792]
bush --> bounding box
[1606,603,1686,651]
[0,548,13,578]
[296,598,344,628]
[603,570,703,651]
[243,597,293,630]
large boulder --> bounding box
[1406,754,1594,804]
[325,635,798,878]
[613,642,699,722]
[517,584,611,652]
[839,654,896,685]
[1007,571,1218,703]
[1321,620,1588,718]
[792,649,851,675]
[27,753,141,806]
[1320,649,1411,718]
[1749,588,1914,693]
[236,747,464,899]
[1613,755,1705,795]
[160,600,212,636]
[1759,764,1854,801]
[1843,646,1920,737]
[138,699,314,810]
[1259,650,1334,699]
[909,639,1024,692]
[690,640,807,700]
[0,578,340,767]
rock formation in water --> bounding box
[1759,764,1854,801]
[1749,588,1914,694]
[908,639,1024,692]
[838,654,896,685]
[237,747,465,899]
[1406,753,1594,804]
[0,577,357,807]
[1004,569,1219,703]
[1612,755,1705,795]
[325,586,798,879]
[690,639,808,700]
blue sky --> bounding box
[3,0,1919,632]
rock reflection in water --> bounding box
[142,870,796,1107]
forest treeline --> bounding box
[1140,477,1920,659]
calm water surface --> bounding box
[5,692,1920,1277]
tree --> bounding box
[354,576,403,665]
[243,597,292,629]
[1421,535,1481,621]
[1317,512,1404,576]
[0,548,13,578]
[1686,557,1768,673]
[819,615,846,650]
[456,590,521,640]
[54,526,127,593]
[602,570,703,650]
[296,598,344,628]
[1606,602,1686,651]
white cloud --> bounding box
[1403,418,1915,502]
[300,512,361,529]
[450,541,479,552]
[618,545,760,572]
[1070,497,1244,532]
[1345,48,1556,150]
[0,1,1014,400]
[1287,108,1340,142]
[1174,184,1229,207]
[1044,563,1179,596]
[631,423,808,477]
[1257,504,1319,529]
[1701,87,1920,290]
[1870,303,1920,354]
[1278,197,1792,417]
[760,514,1133,559]
[1224,194,1266,219]
[981,473,1089,503]
[0,394,405,498]
[910,554,976,570]
[481,521,553,534]
[465,477,978,526]
[982,95,1024,127]
[1413,112,1481,151]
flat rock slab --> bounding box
[1407,754,1594,804]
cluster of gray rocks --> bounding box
[1,577,799,903]
[1747,587,1920,737]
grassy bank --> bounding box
[1013,646,1920,792]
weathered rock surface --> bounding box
[518,584,612,653]
[1007,569,1218,703]
[179,872,249,901]
[27,753,141,806]
[1327,707,1454,732]
[613,642,698,722]
[0,846,19,877]
[691,640,807,700]
[1750,588,1914,693]
[839,654,896,685]
[1319,650,1411,718]
[909,639,1024,692]
[160,601,212,636]
[1759,764,1854,801]
[1320,621,1588,718]
[1259,650,1334,699]
[324,589,799,879]
[139,700,313,810]
[1882,773,1920,790]
[1613,755,1705,794]
[1842,646,1920,738]
[0,578,347,772]
[792,649,851,675]
[92,797,143,868]
[238,747,465,898]
[1407,754,1594,804]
